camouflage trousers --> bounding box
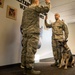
[21,33,39,69]
[52,39,69,61]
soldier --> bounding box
[20,0,51,75]
[45,13,69,66]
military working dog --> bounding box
[58,40,75,69]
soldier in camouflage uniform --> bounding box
[20,0,51,74]
[45,13,69,66]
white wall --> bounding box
[0,0,23,66]
[68,22,75,54]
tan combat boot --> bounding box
[24,69,41,75]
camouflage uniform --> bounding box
[45,20,69,61]
[21,3,50,69]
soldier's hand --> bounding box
[45,0,50,4]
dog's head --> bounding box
[58,40,68,46]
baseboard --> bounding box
[40,57,54,62]
[40,55,75,62]
[0,63,21,69]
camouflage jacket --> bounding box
[45,20,69,39]
[21,3,50,34]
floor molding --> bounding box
[40,55,75,62]
[0,63,21,69]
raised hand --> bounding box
[45,0,50,3]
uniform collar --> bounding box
[56,19,61,22]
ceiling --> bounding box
[40,0,75,23]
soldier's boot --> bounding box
[23,68,41,75]
[23,69,41,75]
[23,67,41,75]
[26,69,41,75]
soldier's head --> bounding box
[55,13,60,20]
[30,0,39,5]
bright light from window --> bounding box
[34,54,40,63]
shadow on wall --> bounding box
[0,23,17,49]
[0,23,18,65]
[5,24,16,45]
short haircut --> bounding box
[55,13,60,17]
